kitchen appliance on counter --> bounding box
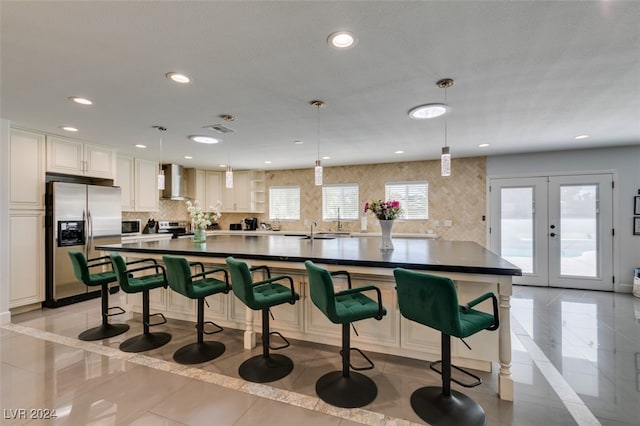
[122,219,141,235]
[244,217,258,231]
[45,181,122,307]
[142,218,158,234]
[157,220,193,238]
[230,223,243,231]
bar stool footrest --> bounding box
[146,312,167,327]
[429,360,482,388]
[268,331,290,350]
[339,347,374,371]
[106,306,126,317]
[201,321,223,335]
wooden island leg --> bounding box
[243,307,255,349]
[498,278,514,401]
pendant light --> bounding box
[153,125,167,190]
[436,78,454,177]
[225,153,233,188]
[310,100,325,186]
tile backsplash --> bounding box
[124,156,487,244]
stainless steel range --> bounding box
[157,220,193,238]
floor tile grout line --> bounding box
[510,315,602,426]
[1,323,423,426]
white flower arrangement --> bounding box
[186,199,222,230]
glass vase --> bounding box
[379,219,394,250]
[193,228,207,243]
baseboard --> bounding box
[614,282,633,293]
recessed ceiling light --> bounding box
[408,103,450,119]
[166,72,190,83]
[322,156,331,160]
[394,150,404,154]
[264,160,272,164]
[189,135,219,144]
[478,143,490,148]
[184,155,192,159]
[293,140,304,145]
[575,134,590,140]
[135,144,147,149]
[61,126,78,132]
[69,96,92,105]
[219,164,226,168]
[327,31,357,49]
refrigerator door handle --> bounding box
[88,209,94,252]
[83,209,89,256]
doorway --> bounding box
[489,174,614,290]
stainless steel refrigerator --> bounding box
[45,181,121,307]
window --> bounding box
[322,184,359,221]
[385,181,428,219]
[269,186,300,220]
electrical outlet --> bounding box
[444,219,453,227]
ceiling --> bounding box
[1,1,639,171]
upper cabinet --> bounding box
[115,156,159,212]
[9,128,46,210]
[184,168,264,213]
[222,170,250,212]
[47,136,116,179]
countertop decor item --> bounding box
[186,200,222,243]
[364,200,402,250]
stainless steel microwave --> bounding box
[121,219,141,235]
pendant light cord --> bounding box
[316,103,320,161]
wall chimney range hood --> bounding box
[161,164,190,200]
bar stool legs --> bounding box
[173,299,225,364]
[78,283,129,341]
[315,323,377,408]
[410,333,485,426]
[238,309,293,383]
[119,290,171,353]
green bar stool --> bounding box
[394,268,499,426]
[304,260,387,408]
[110,253,172,353]
[163,255,230,364]
[68,250,129,341]
[226,256,299,383]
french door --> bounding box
[489,174,613,290]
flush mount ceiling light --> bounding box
[69,96,92,105]
[327,31,357,49]
[189,135,220,144]
[166,72,190,83]
[61,126,78,132]
[408,103,450,119]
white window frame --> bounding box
[322,184,359,221]
[385,181,428,220]
[269,186,300,220]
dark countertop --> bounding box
[98,234,521,276]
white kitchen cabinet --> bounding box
[222,170,250,212]
[9,211,45,309]
[46,136,116,179]
[116,155,135,211]
[9,129,45,210]
[250,170,265,213]
[134,158,159,212]
[116,156,159,212]
[204,171,223,211]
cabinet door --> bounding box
[9,211,45,308]
[222,170,250,212]
[84,143,115,179]
[134,158,159,212]
[204,171,222,211]
[9,129,45,209]
[195,169,206,206]
[116,156,135,211]
[46,136,83,174]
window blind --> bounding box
[385,181,428,219]
[269,186,300,220]
[322,184,359,221]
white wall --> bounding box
[487,145,640,292]
[0,119,10,323]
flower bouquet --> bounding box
[363,200,403,220]
[186,200,222,243]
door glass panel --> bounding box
[501,187,534,273]
[559,185,597,277]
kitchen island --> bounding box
[97,234,520,400]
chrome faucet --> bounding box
[337,208,342,231]
[310,221,317,240]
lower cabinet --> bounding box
[9,211,45,309]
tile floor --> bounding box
[2,286,639,425]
